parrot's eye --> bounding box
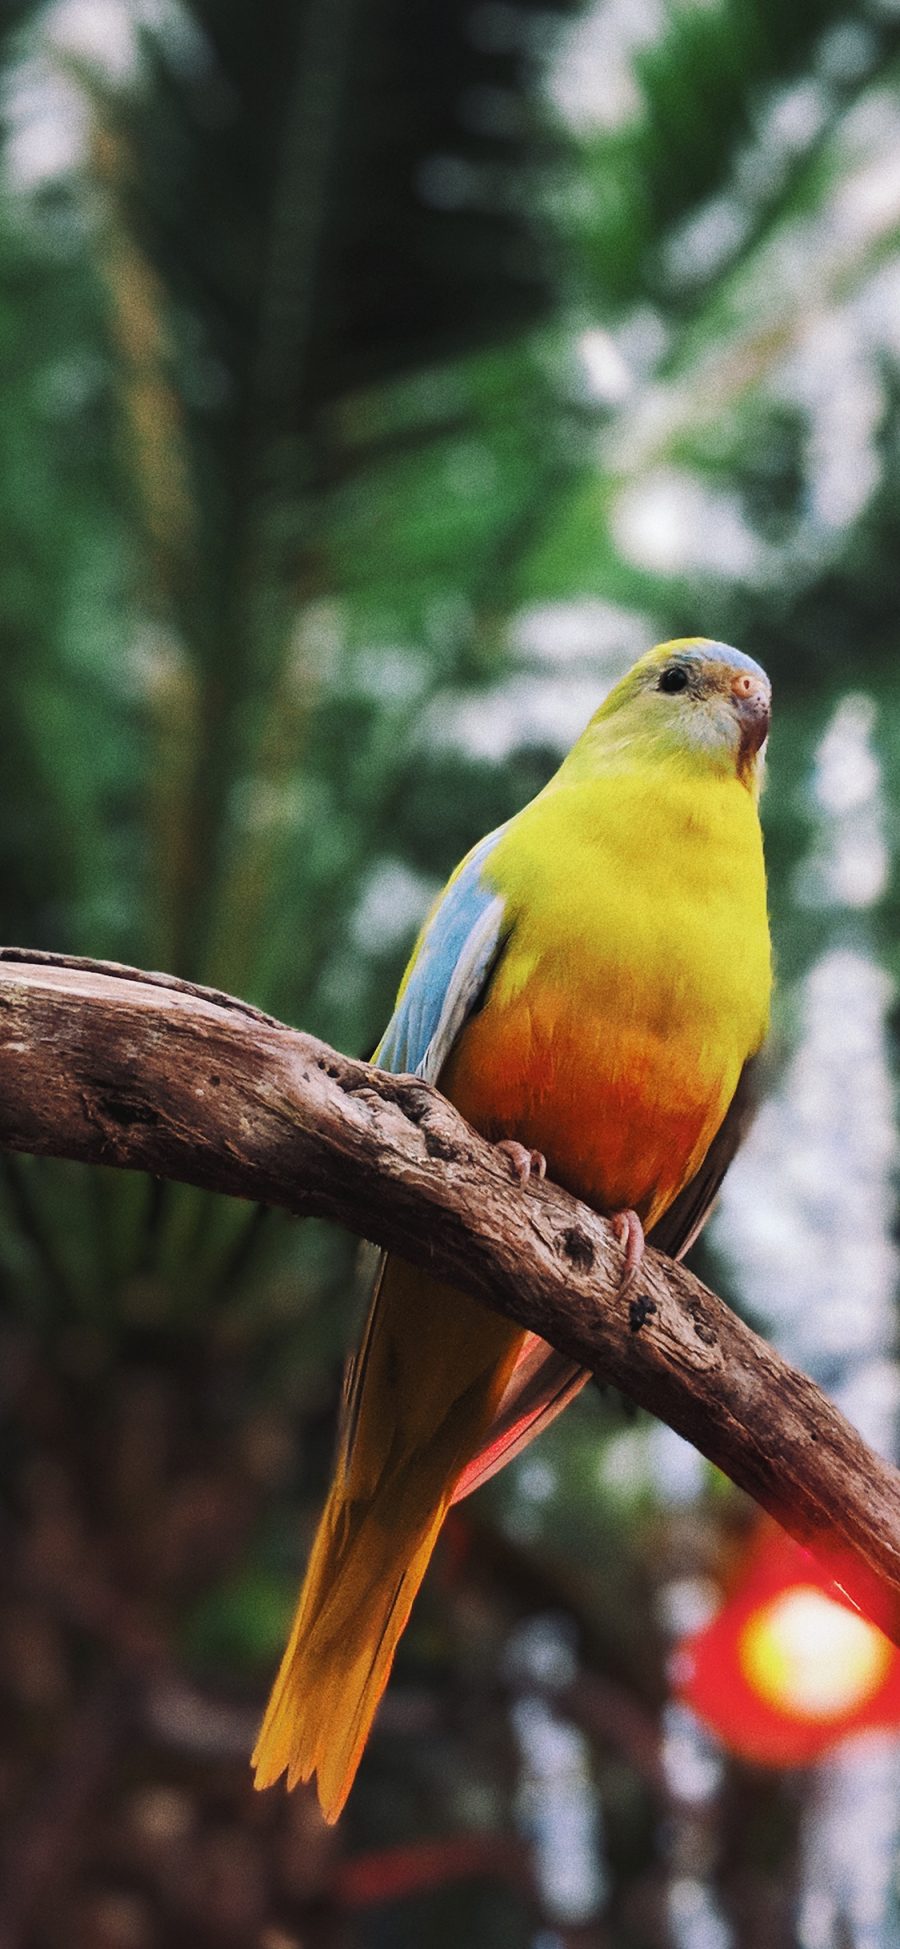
[658,665,689,695]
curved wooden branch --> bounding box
[1,946,899,1641]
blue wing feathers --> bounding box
[375,828,507,1082]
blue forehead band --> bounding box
[673,641,769,685]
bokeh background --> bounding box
[2,1,900,1943]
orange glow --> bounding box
[739,1586,891,1722]
[676,1525,900,1767]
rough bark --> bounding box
[0,947,898,1641]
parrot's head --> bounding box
[588,637,771,792]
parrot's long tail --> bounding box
[251,1470,445,1821]
[252,1259,524,1822]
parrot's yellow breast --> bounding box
[441,765,770,1230]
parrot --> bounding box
[252,635,772,1820]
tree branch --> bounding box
[1,947,899,1640]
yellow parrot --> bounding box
[253,636,772,1819]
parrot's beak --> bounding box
[732,670,771,760]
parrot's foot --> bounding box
[496,1139,547,1185]
[611,1208,646,1298]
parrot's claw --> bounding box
[611,1208,646,1298]
[496,1139,547,1185]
